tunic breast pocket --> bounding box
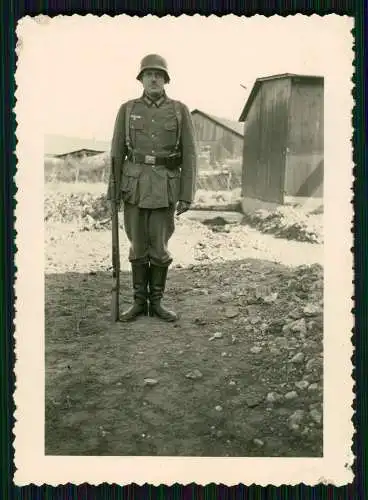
[163,119,178,149]
[130,117,145,145]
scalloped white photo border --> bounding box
[13,13,354,486]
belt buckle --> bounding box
[145,154,156,165]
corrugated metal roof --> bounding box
[191,109,244,137]
[238,73,324,122]
[44,134,111,157]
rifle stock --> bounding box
[110,158,120,322]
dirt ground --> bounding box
[45,213,323,457]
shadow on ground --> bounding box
[45,258,323,457]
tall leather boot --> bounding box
[121,262,149,322]
[148,264,178,322]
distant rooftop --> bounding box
[239,73,324,121]
[191,109,244,137]
[45,134,111,157]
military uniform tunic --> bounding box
[108,92,197,266]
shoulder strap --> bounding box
[173,100,182,152]
[125,100,136,151]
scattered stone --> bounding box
[307,319,317,329]
[305,358,322,372]
[310,409,322,425]
[288,310,303,320]
[308,383,319,391]
[253,438,264,447]
[285,391,298,400]
[194,317,207,325]
[266,392,282,403]
[245,305,259,316]
[288,410,305,430]
[244,391,264,408]
[260,322,268,332]
[218,293,232,303]
[209,331,223,341]
[295,380,310,390]
[144,378,158,386]
[185,369,203,380]
[216,430,224,438]
[224,306,239,318]
[269,347,281,355]
[262,292,278,304]
[229,380,236,386]
[215,405,223,412]
[267,319,286,333]
[290,352,305,364]
[274,336,288,348]
[303,304,322,316]
[221,352,227,357]
[282,322,294,334]
[250,346,262,354]
[290,318,307,334]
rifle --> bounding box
[110,157,121,322]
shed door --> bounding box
[257,80,291,204]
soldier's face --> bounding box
[141,70,165,97]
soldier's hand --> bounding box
[176,200,191,216]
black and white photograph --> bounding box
[14,14,354,486]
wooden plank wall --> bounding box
[242,78,291,203]
[192,113,243,162]
[285,79,324,197]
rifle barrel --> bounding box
[110,159,120,322]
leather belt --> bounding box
[127,152,181,168]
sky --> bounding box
[17,14,353,141]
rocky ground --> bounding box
[45,186,323,457]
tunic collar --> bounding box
[142,91,167,108]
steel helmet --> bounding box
[136,54,170,83]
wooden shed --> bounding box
[44,134,111,183]
[45,134,110,160]
[191,109,244,166]
[239,73,324,204]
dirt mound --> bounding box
[242,207,323,244]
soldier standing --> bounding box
[108,54,198,322]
